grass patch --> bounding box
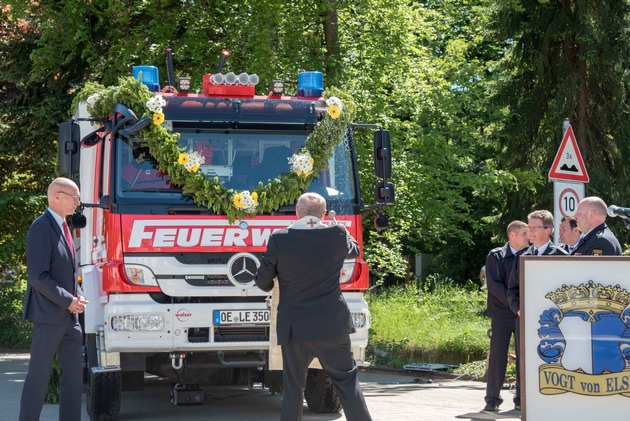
[366,279,490,368]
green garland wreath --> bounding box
[73,76,356,222]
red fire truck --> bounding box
[58,58,393,420]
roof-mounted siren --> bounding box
[133,65,160,92]
[297,71,324,98]
[202,51,259,97]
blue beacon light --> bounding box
[297,71,324,97]
[133,65,160,92]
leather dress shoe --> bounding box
[483,403,499,412]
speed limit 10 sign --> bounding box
[553,181,584,245]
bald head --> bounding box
[47,177,80,217]
[574,196,607,233]
[296,192,326,219]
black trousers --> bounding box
[485,316,520,406]
[19,317,83,421]
[280,334,372,421]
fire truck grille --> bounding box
[213,326,269,342]
[184,275,232,287]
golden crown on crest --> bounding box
[545,280,630,321]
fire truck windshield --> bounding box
[114,128,358,214]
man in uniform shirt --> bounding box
[483,221,529,412]
[572,196,622,256]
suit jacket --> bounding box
[572,223,622,256]
[255,222,359,345]
[23,209,79,324]
[507,243,567,314]
[485,243,521,319]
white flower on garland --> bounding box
[178,150,205,173]
[86,93,100,109]
[146,95,166,114]
[288,151,314,177]
[325,96,343,110]
[325,96,343,119]
[232,191,259,213]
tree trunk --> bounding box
[321,0,339,80]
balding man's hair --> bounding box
[506,220,527,236]
[582,196,607,216]
[296,192,326,218]
[47,177,77,197]
[528,210,554,228]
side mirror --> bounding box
[373,129,392,179]
[58,121,80,178]
[374,213,390,231]
[119,116,152,139]
[82,127,105,146]
[375,181,395,204]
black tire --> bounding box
[304,369,341,413]
[86,370,122,421]
[209,368,235,385]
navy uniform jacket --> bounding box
[507,244,567,315]
[485,243,521,319]
[23,210,80,324]
[255,223,359,345]
[571,223,622,256]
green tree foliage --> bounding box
[0,0,521,286]
[342,0,517,282]
[485,0,630,242]
[10,0,627,292]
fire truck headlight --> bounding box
[111,314,164,332]
[124,264,158,286]
[339,260,356,284]
[351,312,368,329]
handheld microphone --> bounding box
[607,205,630,219]
[328,210,339,224]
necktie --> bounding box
[533,249,539,256]
[62,221,75,260]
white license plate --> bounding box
[213,309,270,325]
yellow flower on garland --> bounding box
[178,153,189,165]
[232,191,258,213]
[327,105,341,119]
[326,96,343,120]
[153,112,165,125]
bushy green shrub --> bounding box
[366,281,490,367]
[0,192,46,348]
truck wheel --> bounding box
[87,370,122,421]
[209,368,234,385]
[304,369,341,413]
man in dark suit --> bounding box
[558,215,581,254]
[572,196,622,256]
[483,220,529,412]
[507,210,568,318]
[255,192,372,421]
[19,177,88,421]
[505,210,567,414]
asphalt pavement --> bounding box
[1,352,521,420]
